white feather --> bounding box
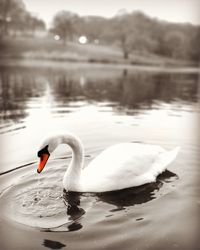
[37,132,180,192]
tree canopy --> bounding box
[50,9,199,61]
[51,11,79,44]
[0,0,45,37]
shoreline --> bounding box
[0,57,199,74]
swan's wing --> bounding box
[81,143,166,192]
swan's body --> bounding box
[37,132,180,193]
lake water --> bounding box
[0,61,199,250]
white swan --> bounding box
[37,132,180,192]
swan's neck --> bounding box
[58,133,84,191]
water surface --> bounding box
[0,62,199,250]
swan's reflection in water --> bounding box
[99,170,177,210]
[63,190,85,232]
[62,170,178,232]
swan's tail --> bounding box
[152,146,180,175]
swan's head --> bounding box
[37,135,61,173]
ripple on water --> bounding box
[0,160,178,231]
[0,160,74,229]
[0,180,69,229]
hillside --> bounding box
[0,36,194,67]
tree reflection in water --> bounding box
[52,69,199,110]
[0,66,45,123]
[0,65,198,124]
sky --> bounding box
[24,0,200,27]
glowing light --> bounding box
[54,35,60,41]
[6,17,12,22]
[79,36,87,44]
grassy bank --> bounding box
[0,36,195,67]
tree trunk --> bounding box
[123,50,129,59]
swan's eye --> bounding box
[37,145,50,158]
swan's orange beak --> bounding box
[37,154,49,173]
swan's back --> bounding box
[81,143,179,192]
